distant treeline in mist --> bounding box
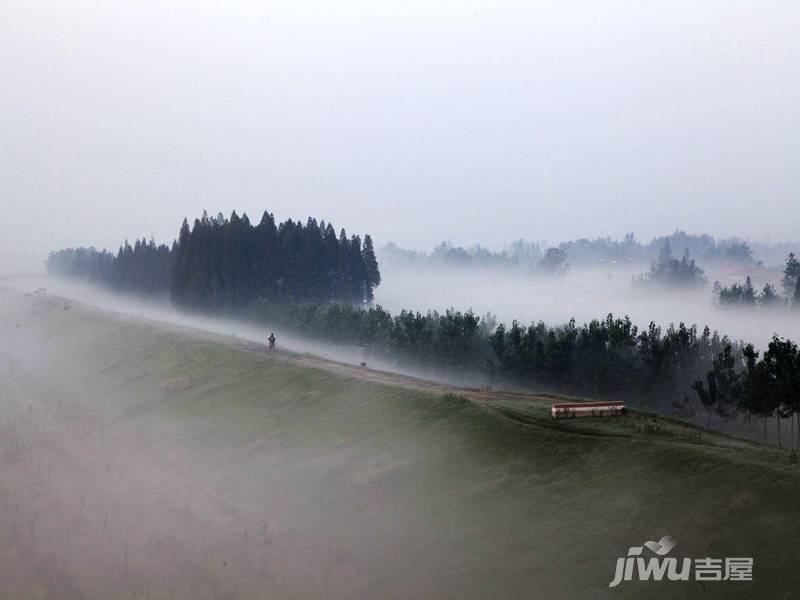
[44,240,173,295]
[632,239,706,289]
[382,230,795,270]
[46,210,381,309]
[714,253,800,310]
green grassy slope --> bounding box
[2,290,799,599]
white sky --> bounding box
[2,0,798,272]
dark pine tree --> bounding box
[362,234,381,303]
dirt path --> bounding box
[231,337,554,404]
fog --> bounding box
[4,1,800,596]
[375,263,800,350]
[1,286,701,599]
[6,284,800,598]
[1,274,494,389]
[0,289,443,598]
[2,0,799,274]
[0,336,251,598]
[0,287,451,598]
[7,256,799,367]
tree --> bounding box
[712,280,722,303]
[536,248,568,275]
[741,276,756,306]
[361,234,381,303]
[322,223,339,302]
[740,337,800,446]
[794,278,800,311]
[782,252,800,297]
[740,345,770,440]
[717,277,780,310]
[759,283,779,308]
[634,241,706,289]
[348,234,365,302]
[691,345,742,427]
[762,337,800,448]
[253,211,278,300]
[691,376,717,427]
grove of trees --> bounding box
[244,299,732,408]
[535,247,569,275]
[633,240,706,289]
[45,239,173,296]
[46,210,381,308]
[714,253,800,310]
[169,211,380,310]
[693,337,800,447]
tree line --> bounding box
[46,210,381,308]
[244,299,731,407]
[633,239,706,289]
[714,253,800,310]
[693,337,800,448]
[45,239,174,296]
[244,297,800,446]
[381,230,771,270]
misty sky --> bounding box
[2,0,798,273]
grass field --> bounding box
[0,287,798,599]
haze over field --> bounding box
[2,286,799,598]
[2,0,799,274]
[375,263,800,350]
[1,274,473,386]
[9,264,800,356]
[4,1,800,596]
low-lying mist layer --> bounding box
[1,287,800,598]
[8,272,800,447]
[375,263,800,349]
[1,275,494,387]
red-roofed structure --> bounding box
[551,401,625,418]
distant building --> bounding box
[551,401,625,418]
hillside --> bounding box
[0,287,798,599]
